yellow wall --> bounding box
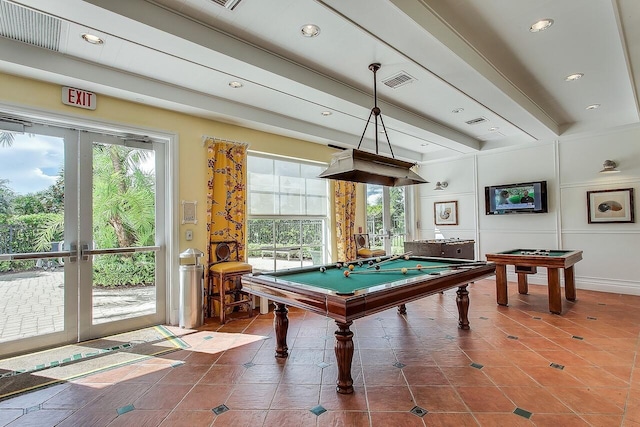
[1,72,340,257]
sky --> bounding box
[0,134,64,195]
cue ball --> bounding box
[404,255,410,260]
[375,257,381,263]
[336,262,342,269]
[348,264,355,271]
[343,270,350,277]
[319,267,326,273]
[401,268,408,274]
[416,264,422,270]
[375,265,380,270]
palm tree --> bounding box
[0,132,15,147]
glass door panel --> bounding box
[78,133,164,339]
[366,185,407,255]
[0,125,78,356]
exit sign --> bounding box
[62,86,97,110]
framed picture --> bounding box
[434,201,458,226]
[587,188,635,224]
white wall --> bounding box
[417,124,640,295]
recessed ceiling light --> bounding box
[565,73,584,82]
[488,127,499,132]
[228,81,243,88]
[529,19,554,32]
[300,24,320,38]
[586,104,600,110]
[452,108,464,114]
[81,33,104,45]
[321,111,332,116]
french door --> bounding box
[365,184,407,255]
[0,123,166,357]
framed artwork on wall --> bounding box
[434,200,458,226]
[587,188,635,224]
[181,200,198,224]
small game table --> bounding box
[241,256,495,394]
[485,249,583,314]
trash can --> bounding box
[179,248,204,328]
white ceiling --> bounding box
[0,0,638,161]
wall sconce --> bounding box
[599,160,620,174]
[434,181,448,191]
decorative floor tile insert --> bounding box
[310,405,327,416]
[212,404,229,415]
[393,362,406,369]
[550,363,565,370]
[117,404,135,415]
[410,406,428,417]
[470,362,484,369]
[513,407,533,419]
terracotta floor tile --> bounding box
[439,366,493,386]
[317,411,370,427]
[280,363,323,384]
[473,412,535,426]
[455,386,515,412]
[499,386,572,413]
[411,385,468,412]
[546,386,625,414]
[225,383,278,409]
[262,409,318,426]
[362,364,407,386]
[420,412,478,426]
[55,410,117,427]
[133,383,193,409]
[107,409,169,427]
[157,363,210,384]
[210,409,267,426]
[158,410,216,427]
[518,365,584,387]
[482,366,539,387]
[369,411,428,426]
[318,384,368,411]
[174,383,234,410]
[270,383,321,410]
[198,364,246,384]
[365,385,415,411]
[402,365,449,386]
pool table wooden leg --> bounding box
[547,268,562,314]
[456,285,470,330]
[495,264,508,306]
[274,303,289,358]
[334,321,354,394]
[517,273,529,294]
[564,266,577,301]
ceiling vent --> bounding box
[382,71,415,89]
[465,117,488,125]
[0,0,61,51]
[210,0,243,10]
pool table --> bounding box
[241,256,496,394]
[485,249,583,314]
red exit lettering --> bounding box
[61,86,97,110]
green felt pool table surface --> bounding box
[266,258,457,295]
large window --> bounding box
[247,154,329,271]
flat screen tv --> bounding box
[485,180,548,215]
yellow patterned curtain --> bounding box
[205,138,248,267]
[335,180,357,261]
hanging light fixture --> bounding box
[318,63,428,187]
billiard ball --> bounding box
[358,261,363,267]
[375,265,380,270]
[348,264,355,271]
[416,264,422,270]
[368,260,374,266]
[401,268,408,274]
[343,270,350,277]
[404,255,410,260]
[319,266,326,273]
[375,257,381,263]
[336,262,342,269]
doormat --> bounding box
[0,325,188,400]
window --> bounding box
[247,154,329,271]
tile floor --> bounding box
[1,278,639,426]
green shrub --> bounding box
[93,253,155,288]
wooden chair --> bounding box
[353,233,386,259]
[207,241,253,324]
